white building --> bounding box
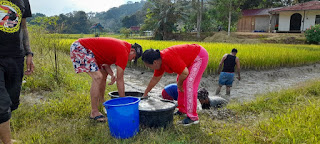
[270,1,320,32]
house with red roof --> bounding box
[270,0,320,32]
[237,1,320,33]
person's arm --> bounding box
[102,64,116,85]
[143,74,163,97]
[217,54,227,74]
[177,67,189,92]
[236,57,241,80]
[116,66,125,97]
[22,18,34,75]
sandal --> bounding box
[90,115,107,123]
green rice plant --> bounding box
[43,35,320,74]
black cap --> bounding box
[131,43,143,64]
[232,48,238,53]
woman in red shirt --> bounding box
[142,44,208,126]
[70,37,143,122]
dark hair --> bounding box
[131,43,143,64]
[141,48,161,64]
[231,48,238,53]
[197,88,209,100]
[198,88,210,109]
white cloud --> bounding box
[29,0,141,16]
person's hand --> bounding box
[25,55,34,75]
[108,75,116,85]
[237,76,241,81]
[177,83,184,92]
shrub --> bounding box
[305,24,320,44]
[120,28,131,38]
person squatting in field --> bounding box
[162,84,228,110]
[70,37,142,122]
[142,44,208,126]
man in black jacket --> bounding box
[0,0,33,143]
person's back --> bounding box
[162,84,178,100]
[208,96,228,108]
[222,54,236,72]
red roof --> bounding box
[271,1,320,12]
[130,26,140,31]
[242,8,281,16]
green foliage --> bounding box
[208,0,243,31]
[29,16,59,33]
[26,13,46,23]
[141,0,188,40]
[29,11,91,34]
[94,1,147,32]
[305,24,320,44]
[120,28,132,38]
[184,9,219,32]
[121,15,139,28]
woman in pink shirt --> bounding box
[142,44,208,126]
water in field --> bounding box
[121,63,320,103]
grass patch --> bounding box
[13,80,320,143]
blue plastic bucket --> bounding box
[103,97,140,139]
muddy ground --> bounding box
[21,63,320,120]
[123,63,320,103]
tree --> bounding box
[94,1,146,32]
[209,0,243,35]
[121,15,139,28]
[141,0,187,40]
[73,11,91,34]
[27,13,46,23]
[192,0,204,38]
[29,11,92,34]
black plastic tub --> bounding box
[139,98,177,128]
[108,91,144,99]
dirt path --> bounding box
[123,63,320,103]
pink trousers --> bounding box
[177,46,208,121]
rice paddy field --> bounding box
[11,28,320,143]
[46,33,320,74]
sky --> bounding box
[29,0,142,16]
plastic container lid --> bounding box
[139,97,177,112]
